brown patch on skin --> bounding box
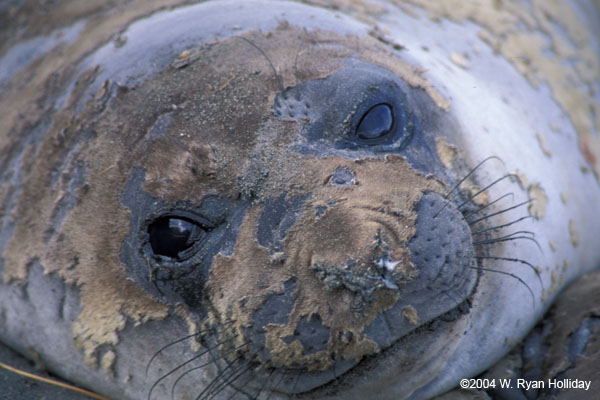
[542,267,565,304]
[549,241,557,252]
[435,137,459,170]
[174,304,202,352]
[569,220,579,247]
[208,156,446,369]
[366,49,451,110]
[560,192,568,204]
[450,52,470,69]
[511,171,547,220]
[0,0,191,175]
[303,0,388,25]
[391,0,600,180]
[402,305,419,325]
[101,350,116,377]
[527,183,548,220]
[536,133,552,158]
[435,137,492,207]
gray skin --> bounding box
[1,1,600,400]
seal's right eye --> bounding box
[148,217,207,259]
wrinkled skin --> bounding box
[0,1,599,400]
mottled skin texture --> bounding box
[0,1,599,400]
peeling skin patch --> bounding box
[569,220,579,247]
[402,305,419,325]
[542,268,566,304]
[450,52,469,69]
[101,350,116,377]
[527,183,548,220]
[511,170,547,220]
[435,136,459,170]
[392,0,600,180]
[435,137,490,206]
[536,133,552,157]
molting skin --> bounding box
[0,1,599,400]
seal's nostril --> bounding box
[329,167,356,187]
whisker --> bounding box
[471,216,533,235]
[434,157,505,219]
[170,342,248,400]
[265,369,287,400]
[469,265,535,307]
[468,200,532,226]
[146,321,234,375]
[192,355,243,400]
[247,368,276,400]
[455,174,516,211]
[473,231,542,251]
[443,156,503,201]
[197,357,251,400]
[290,369,302,395]
[226,364,271,400]
[148,335,237,400]
[236,37,284,92]
[146,333,200,376]
[462,192,514,219]
[208,363,252,400]
[293,34,306,85]
[474,256,543,289]
[442,289,461,307]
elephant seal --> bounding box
[1,1,599,399]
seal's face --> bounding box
[116,26,479,395]
[3,1,599,399]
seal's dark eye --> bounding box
[148,217,207,259]
[356,103,393,141]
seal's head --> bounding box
[116,16,481,398]
[3,1,599,399]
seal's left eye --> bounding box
[356,103,393,141]
[148,217,207,259]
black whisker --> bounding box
[462,192,514,219]
[443,156,503,201]
[290,369,302,395]
[442,289,461,307]
[146,333,200,376]
[455,174,516,211]
[434,157,504,218]
[469,265,535,307]
[208,363,252,400]
[265,369,287,400]
[237,37,284,92]
[170,342,248,400]
[148,335,237,400]
[293,34,306,85]
[474,256,543,289]
[471,216,533,235]
[197,357,251,400]
[468,200,532,226]
[248,368,276,400]
[474,232,542,252]
[146,321,235,376]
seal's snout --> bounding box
[211,159,479,381]
[408,192,475,290]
